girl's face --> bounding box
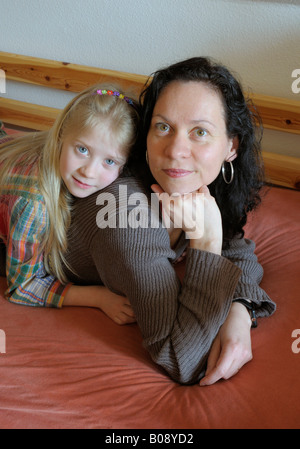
[60,123,127,198]
[146,81,238,195]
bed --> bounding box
[0,52,299,430]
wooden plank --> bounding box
[1,52,299,189]
[249,93,300,135]
[0,97,59,130]
[1,96,299,190]
[0,51,147,96]
[1,51,300,134]
[262,151,300,190]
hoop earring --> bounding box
[222,161,234,184]
[145,150,149,165]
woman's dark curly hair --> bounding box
[129,56,265,243]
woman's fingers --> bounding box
[151,184,164,195]
[151,184,205,238]
[200,344,242,386]
[200,303,253,386]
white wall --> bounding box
[0,0,299,155]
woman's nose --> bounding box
[164,133,191,159]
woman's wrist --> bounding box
[189,237,222,255]
[233,299,258,328]
[231,301,252,328]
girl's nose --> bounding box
[79,160,98,178]
[164,133,191,159]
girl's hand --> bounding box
[63,285,136,325]
[199,302,253,386]
[98,290,136,325]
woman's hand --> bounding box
[199,302,253,386]
[151,184,203,238]
[151,184,223,254]
[63,285,136,325]
[192,185,222,254]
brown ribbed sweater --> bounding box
[64,175,275,385]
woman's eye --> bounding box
[195,128,207,137]
[156,123,169,133]
[105,159,115,166]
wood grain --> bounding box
[0,97,59,130]
[1,51,300,134]
[0,51,147,97]
[262,151,300,190]
[0,51,299,189]
[250,93,300,135]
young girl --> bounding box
[0,85,139,324]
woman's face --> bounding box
[146,81,238,195]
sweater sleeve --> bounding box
[222,237,276,317]
[4,197,71,307]
[90,200,241,385]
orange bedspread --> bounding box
[0,186,299,429]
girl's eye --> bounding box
[77,145,89,155]
[195,128,207,137]
[105,159,115,166]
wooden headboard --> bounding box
[1,51,299,190]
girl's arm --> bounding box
[63,284,136,325]
[5,197,70,307]
[5,198,135,322]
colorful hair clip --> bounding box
[95,89,135,107]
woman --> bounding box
[63,57,275,385]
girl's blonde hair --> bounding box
[0,84,139,283]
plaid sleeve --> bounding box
[5,197,71,307]
[0,123,14,145]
